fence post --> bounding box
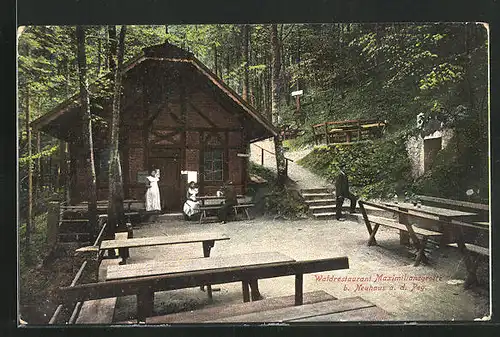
[285,159,289,177]
[261,148,264,166]
[47,201,60,249]
[324,123,328,145]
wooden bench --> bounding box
[359,200,443,266]
[447,242,489,288]
[75,258,121,324]
[136,290,336,324]
[58,253,349,323]
[212,296,391,322]
[99,232,229,260]
[117,291,390,323]
[447,243,489,257]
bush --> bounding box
[248,162,307,218]
[263,187,308,219]
[297,136,413,199]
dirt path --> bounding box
[113,216,489,322]
[250,139,333,190]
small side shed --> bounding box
[31,42,277,212]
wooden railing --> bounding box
[251,143,294,177]
[312,119,386,145]
[48,220,108,325]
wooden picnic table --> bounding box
[99,232,230,298]
[196,195,254,223]
[382,201,477,245]
[78,199,141,211]
[106,251,295,320]
[359,200,444,266]
[197,195,246,205]
[59,253,349,323]
[106,251,295,281]
[383,201,486,287]
[382,202,477,219]
[100,232,229,264]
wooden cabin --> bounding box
[31,42,277,212]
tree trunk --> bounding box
[36,131,42,194]
[242,24,250,102]
[108,25,117,71]
[107,25,127,236]
[58,139,67,193]
[213,44,218,77]
[270,24,287,187]
[76,25,99,241]
[65,58,70,96]
[25,84,32,254]
[97,27,102,74]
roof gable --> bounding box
[31,42,277,141]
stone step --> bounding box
[302,193,334,200]
[308,204,336,211]
[58,223,90,233]
[300,188,332,195]
[305,199,337,206]
[310,204,393,220]
[58,232,91,242]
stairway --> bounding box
[57,207,93,244]
[301,188,391,220]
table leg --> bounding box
[202,240,215,257]
[400,231,410,246]
[404,224,428,265]
[454,225,479,288]
[398,210,410,242]
[368,224,380,246]
[242,281,250,302]
[295,274,303,305]
[137,288,154,323]
[359,202,377,246]
[250,279,261,301]
[414,237,428,266]
[200,240,215,295]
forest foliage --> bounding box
[18,22,489,217]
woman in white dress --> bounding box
[183,181,201,220]
[145,169,161,212]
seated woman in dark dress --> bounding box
[218,181,237,224]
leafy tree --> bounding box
[107,25,128,238]
[76,25,99,239]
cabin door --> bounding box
[149,149,181,212]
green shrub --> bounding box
[263,187,308,219]
[248,162,307,218]
[298,137,413,199]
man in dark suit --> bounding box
[218,181,238,224]
[335,165,357,221]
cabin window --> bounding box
[204,149,223,182]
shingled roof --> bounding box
[31,42,277,142]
